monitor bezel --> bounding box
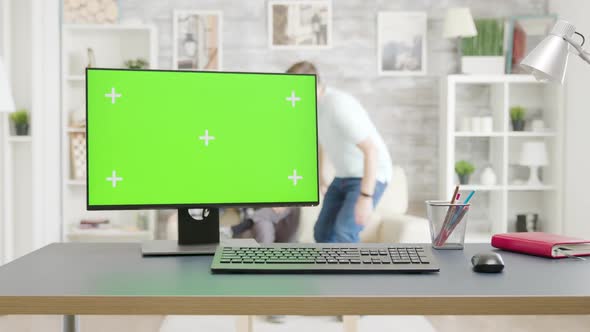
[86,67,320,210]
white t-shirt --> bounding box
[318,87,392,182]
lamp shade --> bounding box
[519,141,548,167]
[443,8,477,38]
[520,20,576,84]
[0,56,15,113]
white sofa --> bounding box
[167,165,430,244]
[297,165,431,244]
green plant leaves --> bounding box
[461,19,504,56]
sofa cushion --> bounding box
[297,165,410,243]
[375,166,408,216]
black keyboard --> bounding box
[211,244,439,273]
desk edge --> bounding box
[0,296,588,315]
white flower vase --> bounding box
[480,167,497,186]
[461,56,505,75]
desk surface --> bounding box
[0,243,588,315]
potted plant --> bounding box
[455,160,475,185]
[9,109,29,136]
[124,58,149,70]
[510,106,526,131]
[461,18,505,74]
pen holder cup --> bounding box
[426,200,470,250]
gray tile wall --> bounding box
[118,0,547,205]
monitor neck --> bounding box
[178,208,220,245]
[140,208,220,256]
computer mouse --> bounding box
[471,252,504,273]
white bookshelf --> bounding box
[7,135,32,143]
[61,24,159,242]
[441,75,564,241]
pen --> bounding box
[463,190,475,204]
[439,206,470,246]
[451,186,460,204]
[438,191,476,246]
[435,186,460,245]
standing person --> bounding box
[286,61,392,243]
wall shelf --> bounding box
[441,75,564,237]
[66,228,154,243]
[61,23,159,242]
[7,136,32,143]
[507,132,557,137]
[65,75,85,81]
[455,132,504,137]
[66,179,86,186]
[66,127,86,133]
[459,185,504,191]
[507,185,555,191]
[455,131,557,138]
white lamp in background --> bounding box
[0,56,15,113]
[443,8,477,73]
[443,7,477,39]
[519,141,549,186]
[520,19,590,83]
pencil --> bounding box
[438,191,476,246]
[438,206,470,246]
[434,186,460,245]
[450,186,460,203]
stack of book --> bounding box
[79,219,110,229]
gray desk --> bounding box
[0,243,589,327]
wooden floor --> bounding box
[1,315,590,332]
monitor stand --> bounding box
[141,208,220,256]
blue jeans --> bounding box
[314,178,387,243]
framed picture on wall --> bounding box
[173,10,222,70]
[268,0,332,49]
[377,12,427,76]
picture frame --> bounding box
[505,15,557,74]
[377,11,427,76]
[172,10,223,70]
[268,0,332,49]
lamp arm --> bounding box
[564,35,590,65]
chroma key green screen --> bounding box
[86,68,318,209]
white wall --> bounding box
[549,0,590,238]
[11,0,34,258]
[119,0,547,205]
[0,0,8,263]
[11,0,32,111]
[30,0,62,250]
[0,0,60,261]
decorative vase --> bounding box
[458,174,470,185]
[480,167,497,186]
[461,56,505,75]
[15,123,29,136]
[471,117,482,132]
[480,117,493,133]
[87,48,96,68]
[516,213,538,232]
[512,119,525,131]
[531,119,545,132]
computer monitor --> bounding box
[86,68,319,255]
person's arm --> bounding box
[355,137,378,225]
[318,143,329,195]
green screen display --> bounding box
[87,69,318,208]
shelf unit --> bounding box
[441,75,564,241]
[1,0,37,262]
[7,135,32,143]
[61,24,159,242]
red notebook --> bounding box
[491,232,590,258]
